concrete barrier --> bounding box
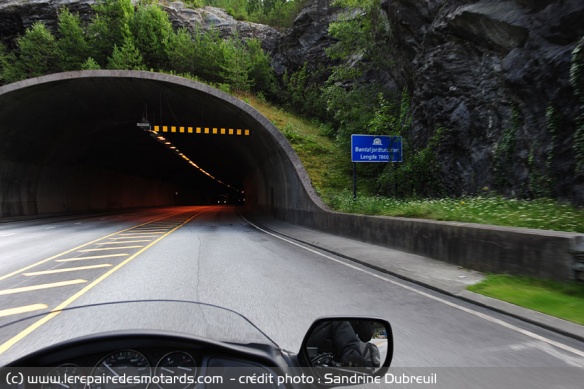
[272,207,584,283]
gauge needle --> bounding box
[103,362,120,377]
[161,367,174,374]
[177,367,192,372]
[55,382,69,389]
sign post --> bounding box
[351,135,402,199]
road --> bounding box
[0,206,583,387]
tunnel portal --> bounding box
[0,70,322,218]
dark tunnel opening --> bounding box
[0,71,323,218]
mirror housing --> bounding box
[299,317,393,384]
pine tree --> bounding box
[107,37,146,70]
[56,8,90,71]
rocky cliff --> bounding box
[1,0,584,203]
[386,0,584,203]
[275,0,584,203]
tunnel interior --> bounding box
[0,71,318,217]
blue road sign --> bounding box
[351,135,402,163]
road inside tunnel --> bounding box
[0,70,320,218]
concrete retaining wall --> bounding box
[272,207,584,282]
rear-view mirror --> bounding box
[299,317,393,383]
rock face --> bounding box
[161,2,282,52]
[275,0,584,203]
[270,0,338,78]
[1,0,584,203]
[383,0,584,203]
[0,0,96,47]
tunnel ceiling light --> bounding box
[143,127,241,193]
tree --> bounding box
[192,27,224,82]
[107,37,146,70]
[246,38,276,95]
[0,43,18,84]
[167,28,196,75]
[4,22,58,82]
[130,4,173,70]
[88,0,134,66]
[327,0,392,81]
[220,36,252,92]
[81,57,101,70]
[571,37,584,174]
[56,8,90,71]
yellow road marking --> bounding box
[0,212,186,282]
[23,264,112,276]
[126,231,168,234]
[110,235,159,239]
[132,227,173,230]
[0,211,204,355]
[119,232,164,235]
[56,254,129,262]
[108,235,157,239]
[0,280,87,296]
[0,304,48,318]
[78,246,143,252]
[96,240,151,245]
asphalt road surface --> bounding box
[0,206,583,388]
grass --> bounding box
[321,191,584,233]
[235,93,351,192]
[468,275,584,325]
[235,91,584,234]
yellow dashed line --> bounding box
[0,304,48,318]
[56,254,129,262]
[119,232,164,235]
[96,240,151,245]
[127,230,168,233]
[0,280,87,296]
[111,235,159,239]
[78,246,143,252]
[23,264,112,276]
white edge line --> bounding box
[241,215,584,359]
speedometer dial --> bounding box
[42,364,86,389]
[90,350,151,389]
[155,352,197,389]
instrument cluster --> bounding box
[41,349,200,389]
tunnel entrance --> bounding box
[0,70,321,218]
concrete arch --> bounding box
[0,70,327,218]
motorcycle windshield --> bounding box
[0,300,279,366]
